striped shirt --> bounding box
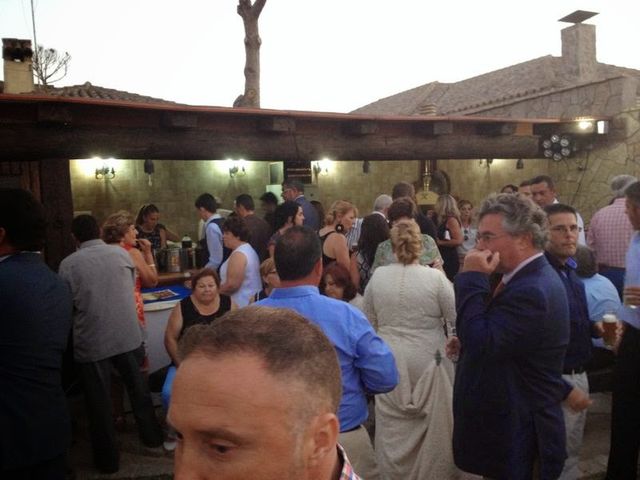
[338,444,361,480]
[587,198,634,268]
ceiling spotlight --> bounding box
[541,134,573,162]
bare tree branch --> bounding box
[32,45,71,87]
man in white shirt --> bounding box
[194,193,225,270]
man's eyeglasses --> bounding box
[549,225,582,235]
[476,232,509,243]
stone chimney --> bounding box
[2,38,35,94]
[559,11,598,82]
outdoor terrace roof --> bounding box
[0,93,609,162]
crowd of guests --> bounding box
[3,171,640,480]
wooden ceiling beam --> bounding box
[0,96,600,161]
[0,124,541,161]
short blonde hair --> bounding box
[259,257,276,279]
[324,200,357,226]
[102,210,134,244]
[390,219,422,265]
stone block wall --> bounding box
[69,159,424,233]
[70,159,271,239]
[313,160,421,218]
[549,109,640,222]
[436,112,640,224]
[472,76,639,119]
[436,158,549,207]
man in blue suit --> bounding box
[281,179,320,230]
[0,188,73,479]
[452,193,590,480]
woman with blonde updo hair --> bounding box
[317,200,357,271]
[390,219,423,265]
[364,218,462,479]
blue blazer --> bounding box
[0,253,73,469]
[453,255,570,480]
[296,195,320,231]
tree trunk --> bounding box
[235,0,266,108]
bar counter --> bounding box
[156,269,200,286]
[142,282,192,372]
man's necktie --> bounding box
[492,281,506,298]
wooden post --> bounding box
[39,159,74,271]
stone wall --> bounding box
[313,160,422,218]
[548,109,640,222]
[470,76,639,119]
[70,159,271,239]
[435,111,640,223]
[436,158,549,207]
[69,159,423,233]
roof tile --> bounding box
[352,56,640,116]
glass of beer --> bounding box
[602,313,618,348]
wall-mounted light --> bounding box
[596,120,609,134]
[516,158,524,170]
[94,157,116,180]
[144,159,154,186]
[227,159,247,178]
[362,160,370,174]
[312,158,331,177]
[542,134,573,162]
[578,120,593,131]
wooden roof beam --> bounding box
[0,124,541,161]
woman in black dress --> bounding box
[161,268,236,448]
[433,194,463,281]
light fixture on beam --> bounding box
[144,159,154,186]
[577,120,594,132]
[228,159,247,178]
[94,157,116,180]
[596,120,609,134]
[542,134,573,162]
[312,158,331,177]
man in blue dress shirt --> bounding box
[258,226,398,480]
[544,204,594,480]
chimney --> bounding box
[2,38,35,94]
[559,11,598,81]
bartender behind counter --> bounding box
[135,204,180,250]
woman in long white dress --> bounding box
[364,218,462,480]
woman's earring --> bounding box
[335,223,344,233]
